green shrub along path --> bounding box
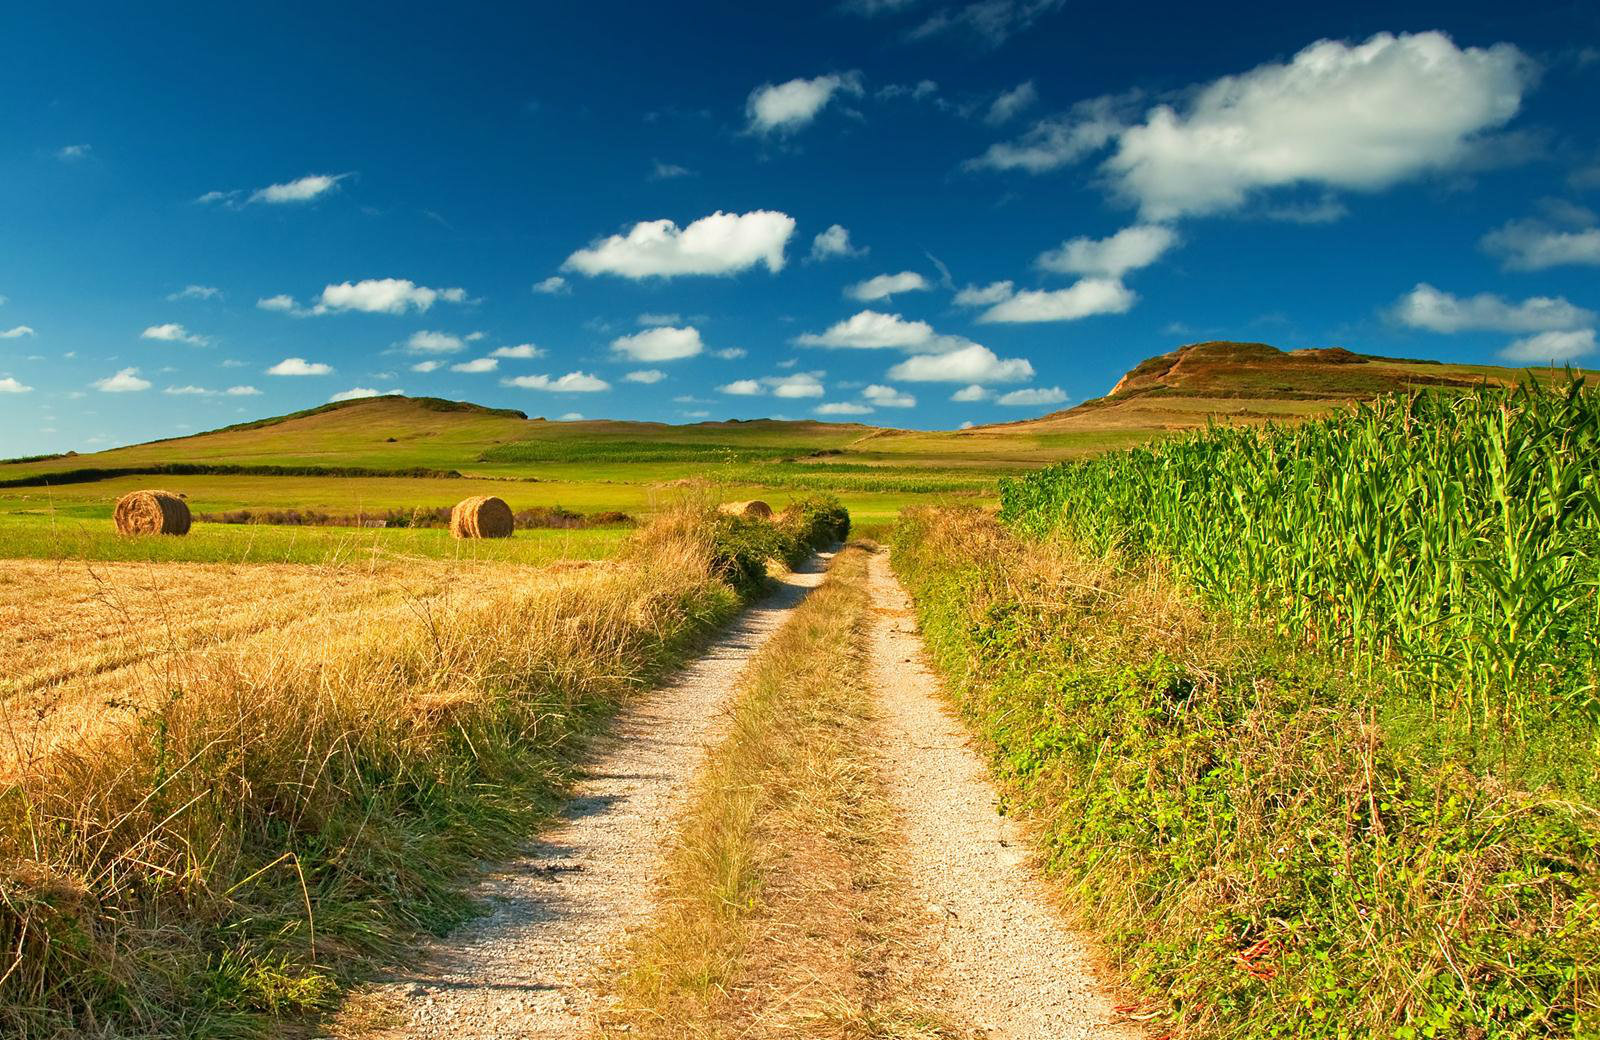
[892,507,1596,1038]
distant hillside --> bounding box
[1002,341,1580,436]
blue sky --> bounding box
[3,1,1599,454]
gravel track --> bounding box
[866,550,1142,1040]
[354,553,834,1039]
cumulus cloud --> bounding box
[862,383,916,407]
[746,72,863,134]
[953,281,1015,306]
[768,373,825,398]
[167,284,222,301]
[0,325,35,339]
[94,367,152,392]
[974,32,1531,221]
[611,326,705,361]
[817,401,874,415]
[256,294,297,312]
[450,357,498,373]
[1501,329,1596,363]
[1113,32,1529,219]
[225,385,261,395]
[501,371,611,392]
[141,322,208,345]
[533,276,570,295]
[986,81,1038,125]
[267,357,333,376]
[888,343,1033,383]
[250,173,350,204]
[1035,225,1177,277]
[0,377,33,393]
[565,210,796,278]
[795,309,971,352]
[810,224,867,261]
[719,379,763,396]
[491,343,545,359]
[846,271,931,301]
[996,386,1069,406]
[715,347,748,360]
[405,330,466,354]
[312,279,467,315]
[411,360,443,372]
[1481,220,1600,271]
[162,385,213,395]
[330,386,402,402]
[625,369,667,383]
[977,278,1137,323]
[951,384,992,401]
[1391,284,1594,333]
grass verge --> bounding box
[891,507,1598,1039]
[602,545,949,1039]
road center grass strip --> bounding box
[603,545,950,1039]
[892,507,1598,1039]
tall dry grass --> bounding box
[0,508,740,1038]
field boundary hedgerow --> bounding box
[891,507,1597,1038]
[0,462,468,489]
[0,495,847,1038]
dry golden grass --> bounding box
[0,508,743,1038]
[601,545,952,1040]
[0,557,558,773]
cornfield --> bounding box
[1000,380,1600,730]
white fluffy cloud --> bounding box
[492,343,545,359]
[141,322,208,345]
[1481,220,1600,271]
[847,271,930,301]
[411,361,443,373]
[863,383,916,407]
[746,72,863,134]
[611,326,705,362]
[533,276,569,295]
[1036,225,1178,277]
[977,278,1137,323]
[267,357,333,376]
[0,325,35,339]
[225,385,261,396]
[330,387,402,402]
[0,377,33,393]
[975,32,1531,221]
[997,386,1069,406]
[1501,329,1597,363]
[794,310,973,353]
[314,279,466,315]
[94,367,152,392]
[769,373,825,398]
[1112,32,1529,219]
[817,402,874,415]
[719,379,763,396]
[888,344,1033,383]
[501,371,611,392]
[953,281,1015,306]
[256,294,297,312]
[251,173,349,204]
[811,224,866,261]
[951,384,992,401]
[625,369,667,384]
[406,330,466,354]
[450,357,498,373]
[1392,284,1595,333]
[565,211,796,279]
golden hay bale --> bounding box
[450,495,514,539]
[112,490,191,536]
[718,500,774,520]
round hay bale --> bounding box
[113,490,191,536]
[718,500,773,520]
[450,495,514,539]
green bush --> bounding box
[705,494,850,591]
